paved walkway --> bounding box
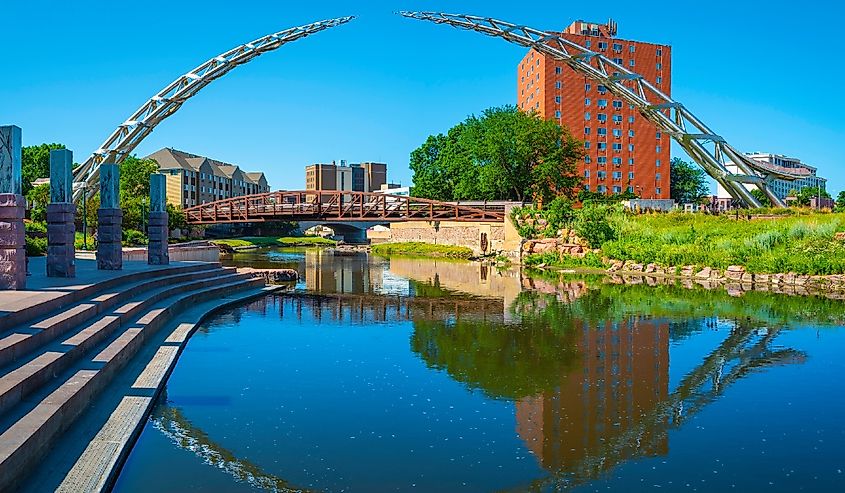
[0,257,211,324]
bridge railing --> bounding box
[184,190,507,224]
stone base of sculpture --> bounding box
[147,211,169,265]
[96,208,123,270]
[46,203,76,278]
[0,194,26,290]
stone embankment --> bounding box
[238,268,299,284]
[603,261,845,298]
[521,230,593,257]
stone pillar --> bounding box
[0,125,25,290]
[147,174,169,265]
[46,149,76,277]
[96,164,122,270]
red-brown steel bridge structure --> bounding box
[184,190,507,225]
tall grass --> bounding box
[600,212,845,275]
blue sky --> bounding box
[2,1,842,193]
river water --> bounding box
[113,247,845,492]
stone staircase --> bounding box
[0,262,271,492]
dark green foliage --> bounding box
[410,105,582,203]
[167,203,187,231]
[750,187,769,205]
[836,191,845,213]
[573,202,620,249]
[669,158,709,204]
[792,186,831,206]
[25,237,47,256]
[25,184,49,223]
[21,143,66,195]
[122,229,147,246]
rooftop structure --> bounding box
[716,152,826,202]
[305,161,387,193]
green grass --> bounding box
[211,236,337,249]
[524,251,608,270]
[600,212,845,275]
[370,242,474,259]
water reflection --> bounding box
[115,249,843,492]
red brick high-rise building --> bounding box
[517,19,671,198]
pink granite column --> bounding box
[0,194,26,290]
[0,125,25,290]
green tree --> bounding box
[167,203,187,231]
[410,105,581,203]
[750,187,769,205]
[25,183,50,223]
[119,155,159,199]
[21,143,66,195]
[669,158,709,204]
[794,186,831,207]
[835,191,845,213]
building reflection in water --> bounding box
[208,256,808,489]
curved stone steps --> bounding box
[0,275,266,491]
[0,269,249,415]
[0,262,222,334]
[0,264,228,368]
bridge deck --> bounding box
[185,190,508,225]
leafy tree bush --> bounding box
[410,105,582,203]
[25,183,50,223]
[836,191,845,213]
[122,229,147,246]
[573,202,621,249]
[25,237,47,256]
[670,158,709,204]
[21,143,66,195]
[167,203,187,231]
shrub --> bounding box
[25,236,47,256]
[574,203,620,249]
[122,229,148,246]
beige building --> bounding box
[305,160,387,192]
[146,148,270,209]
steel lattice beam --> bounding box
[71,16,355,202]
[399,11,810,208]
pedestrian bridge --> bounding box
[184,190,508,225]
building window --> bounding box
[656,131,662,139]
[597,142,607,150]
[597,158,607,166]
[598,41,607,51]
[585,98,591,106]
[585,127,591,135]
[555,81,562,89]
[613,57,623,64]
[584,184,591,191]
[555,96,561,104]
[598,85,607,94]
[656,76,662,84]
[629,172,635,179]
[584,170,590,177]
[629,45,635,53]
[613,115,623,123]
[613,186,622,193]
[656,145,662,152]
[656,159,662,167]
[597,127,607,136]
[629,130,635,137]
[628,116,635,123]
[554,110,561,118]
[597,113,607,122]
[584,141,591,149]
[597,170,607,178]
[656,187,662,195]
[585,83,591,91]
[585,112,591,120]
[628,144,635,151]
[613,43,622,52]
[613,158,622,166]
[613,129,622,137]
[613,100,623,109]
[612,143,622,151]
[585,156,592,164]
[629,59,635,67]
[598,185,607,193]
[656,48,663,56]
[555,66,562,74]
[656,173,662,180]
[656,63,662,70]
[612,171,622,179]
[629,158,635,165]
[585,40,591,48]
[598,99,607,108]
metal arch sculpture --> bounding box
[399,11,810,208]
[71,16,355,202]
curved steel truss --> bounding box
[399,11,809,207]
[71,16,355,202]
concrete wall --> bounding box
[122,245,220,263]
[384,215,522,257]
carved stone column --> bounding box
[147,174,169,265]
[96,164,122,270]
[0,125,25,290]
[46,149,76,277]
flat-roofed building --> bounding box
[716,152,826,201]
[146,148,270,209]
[305,160,388,193]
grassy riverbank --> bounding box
[371,242,474,259]
[520,205,845,275]
[211,236,337,249]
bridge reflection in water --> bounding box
[171,255,809,490]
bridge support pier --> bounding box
[97,164,122,271]
[0,125,25,290]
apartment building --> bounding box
[146,148,270,209]
[305,160,387,193]
[517,19,671,198]
[716,152,826,201]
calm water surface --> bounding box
[113,248,845,492]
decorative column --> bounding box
[96,163,122,270]
[0,125,25,290]
[46,149,76,277]
[147,174,169,265]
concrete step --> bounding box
[0,270,251,415]
[0,265,231,368]
[0,276,265,492]
[0,262,222,334]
